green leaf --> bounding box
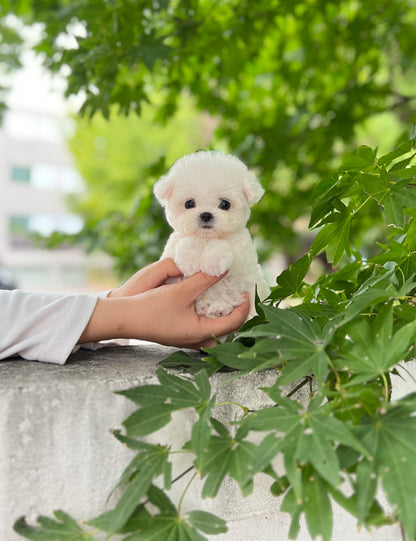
[199,436,233,498]
[378,139,414,167]
[251,432,284,475]
[111,429,157,451]
[156,367,205,407]
[356,172,390,203]
[147,485,177,516]
[123,405,173,436]
[86,505,151,534]
[204,341,253,371]
[340,145,377,170]
[186,510,227,535]
[389,166,416,179]
[270,475,290,497]
[335,306,416,384]
[355,459,377,524]
[14,511,89,540]
[108,445,170,536]
[309,173,342,223]
[303,474,333,541]
[159,351,220,376]
[326,383,384,424]
[197,422,256,498]
[194,369,211,402]
[271,254,311,300]
[113,442,171,496]
[384,192,405,227]
[241,305,330,385]
[310,212,352,265]
[297,425,340,488]
[120,367,212,437]
[210,418,230,439]
[118,368,205,410]
[278,350,329,387]
[243,395,368,501]
[117,385,173,406]
[331,263,402,327]
[123,517,176,541]
[191,398,215,466]
[124,515,207,541]
[228,440,256,491]
[138,37,172,71]
[280,489,302,540]
[357,397,416,540]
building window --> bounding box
[31,164,84,192]
[11,166,31,183]
[10,164,84,192]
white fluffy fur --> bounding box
[154,151,269,319]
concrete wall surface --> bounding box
[0,344,410,541]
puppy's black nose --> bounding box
[200,212,213,223]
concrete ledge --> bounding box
[0,345,406,541]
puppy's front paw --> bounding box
[175,237,202,276]
[196,298,234,319]
[200,240,234,276]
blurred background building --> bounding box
[0,53,113,293]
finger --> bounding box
[110,258,183,297]
[179,271,227,300]
[133,258,183,293]
[146,258,183,288]
[200,292,251,337]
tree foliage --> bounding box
[0,12,23,119]
[14,138,416,541]
[2,0,416,270]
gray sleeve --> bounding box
[0,290,106,364]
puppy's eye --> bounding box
[219,199,231,211]
[185,199,196,209]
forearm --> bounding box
[78,297,136,344]
[78,294,198,347]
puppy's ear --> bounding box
[154,175,174,205]
[243,171,265,205]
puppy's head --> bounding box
[154,151,264,239]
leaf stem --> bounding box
[353,195,372,215]
[380,372,390,403]
[327,357,342,390]
[177,470,198,515]
[138,466,195,511]
[172,465,195,486]
[215,400,248,416]
[285,376,313,398]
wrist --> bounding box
[78,297,127,343]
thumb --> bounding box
[179,271,227,301]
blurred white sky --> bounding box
[6,49,67,114]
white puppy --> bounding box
[154,151,269,319]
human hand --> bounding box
[108,258,183,298]
[79,259,250,349]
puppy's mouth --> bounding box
[200,224,213,229]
